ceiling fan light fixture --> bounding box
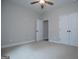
[39,0,45,4]
[30,0,54,9]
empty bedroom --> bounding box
[1,0,78,59]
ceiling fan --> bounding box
[30,0,54,9]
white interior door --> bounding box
[59,13,78,46]
[68,13,78,46]
[36,19,43,41]
[59,15,69,44]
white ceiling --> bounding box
[9,0,78,14]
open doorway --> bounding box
[43,20,48,41]
[36,19,48,41]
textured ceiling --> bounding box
[9,0,77,13]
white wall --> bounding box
[42,2,78,46]
[1,0,39,48]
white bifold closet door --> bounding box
[59,13,78,46]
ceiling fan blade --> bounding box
[30,1,39,4]
[45,1,54,5]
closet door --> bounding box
[59,13,78,46]
[59,15,69,45]
[68,13,78,46]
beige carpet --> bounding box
[2,41,78,59]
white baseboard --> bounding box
[1,40,35,48]
[49,40,77,47]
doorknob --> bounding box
[36,30,38,32]
[67,30,71,32]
